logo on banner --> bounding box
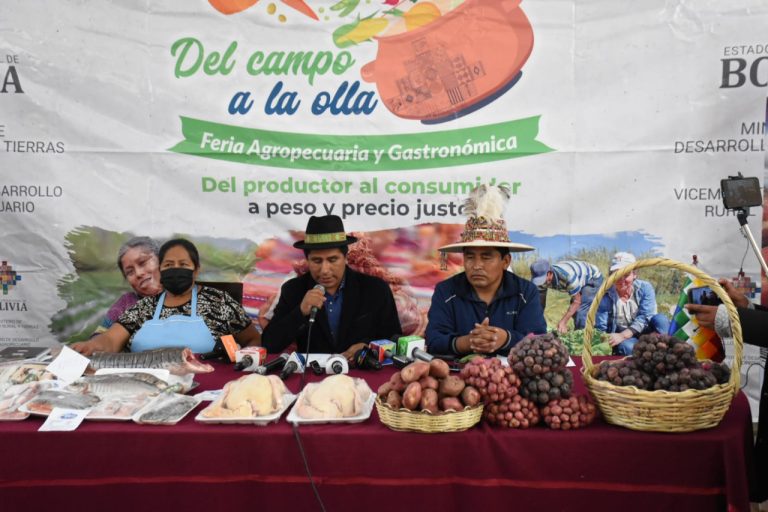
[0,261,22,295]
[172,0,551,169]
[2,54,24,94]
[199,0,537,124]
[720,43,768,88]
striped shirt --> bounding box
[551,261,602,296]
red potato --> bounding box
[429,359,450,379]
[438,375,466,397]
[377,382,392,399]
[402,382,423,410]
[420,388,439,414]
[460,386,481,407]
[386,390,402,409]
[440,397,464,412]
[389,371,407,392]
[419,375,439,390]
[400,361,430,383]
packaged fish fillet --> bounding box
[133,393,202,425]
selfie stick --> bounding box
[735,207,768,277]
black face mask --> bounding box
[160,268,194,295]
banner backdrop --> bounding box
[1,1,767,416]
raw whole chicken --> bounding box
[295,375,372,419]
[201,374,288,418]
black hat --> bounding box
[293,215,358,250]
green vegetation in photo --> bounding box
[50,227,258,343]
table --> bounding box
[0,358,755,512]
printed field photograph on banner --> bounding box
[2,0,768,421]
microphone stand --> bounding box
[735,207,768,277]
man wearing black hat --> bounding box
[262,215,402,360]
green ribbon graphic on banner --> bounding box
[170,116,553,171]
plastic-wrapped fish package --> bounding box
[133,393,202,425]
[0,381,57,421]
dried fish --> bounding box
[24,390,101,415]
[89,348,214,375]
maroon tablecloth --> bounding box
[0,357,754,512]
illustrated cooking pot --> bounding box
[361,0,534,123]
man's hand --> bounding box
[556,320,569,334]
[342,342,367,362]
[607,332,627,347]
[717,278,750,308]
[299,287,326,317]
[468,317,508,354]
[685,304,718,329]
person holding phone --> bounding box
[686,279,767,503]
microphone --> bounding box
[279,352,306,380]
[353,347,382,370]
[254,353,290,375]
[411,347,434,362]
[325,355,349,375]
[233,355,254,371]
[308,284,325,324]
[390,335,428,360]
[369,339,396,363]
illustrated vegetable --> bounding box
[208,0,260,15]
[281,0,319,20]
[330,0,361,17]
[333,16,389,48]
[403,1,440,31]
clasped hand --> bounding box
[468,317,507,353]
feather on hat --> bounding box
[438,184,533,254]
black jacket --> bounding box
[262,267,402,354]
[736,306,768,502]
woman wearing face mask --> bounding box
[72,239,260,355]
[90,237,163,337]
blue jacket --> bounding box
[595,278,657,335]
[426,271,546,356]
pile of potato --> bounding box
[460,357,539,429]
[540,395,597,430]
[510,334,574,405]
[594,333,731,392]
[377,360,481,414]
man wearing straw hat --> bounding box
[262,215,402,360]
[426,185,546,356]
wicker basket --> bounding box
[581,257,743,432]
[375,397,483,433]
